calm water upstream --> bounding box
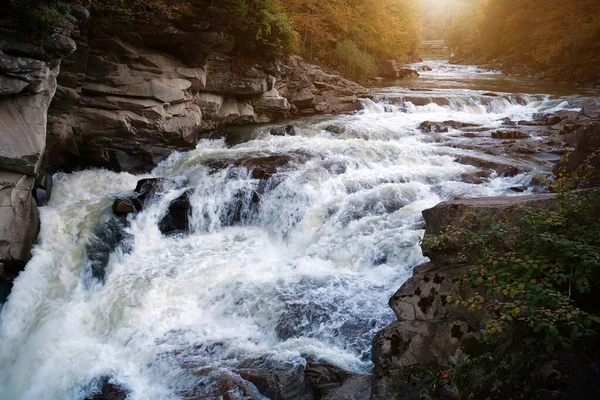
[0,60,589,399]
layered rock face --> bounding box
[46,20,371,173]
[0,9,81,296]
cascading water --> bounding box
[0,62,584,399]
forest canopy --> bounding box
[8,0,421,81]
[445,0,600,68]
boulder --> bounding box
[196,92,224,118]
[84,376,129,400]
[456,155,525,177]
[419,121,448,133]
[421,194,557,264]
[270,125,296,136]
[158,192,191,235]
[0,171,39,279]
[491,130,530,139]
[557,122,600,187]
[253,88,291,114]
[397,68,419,79]
[371,193,570,398]
[323,375,371,400]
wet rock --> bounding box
[492,130,530,139]
[442,121,479,130]
[419,121,448,133]
[459,171,491,185]
[158,192,191,235]
[87,215,131,282]
[397,68,419,79]
[235,358,313,400]
[112,198,142,216]
[456,156,524,177]
[134,177,169,203]
[324,125,346,134]
[84,376,129,400]
[181,368,264,400]
[270,125,296,136]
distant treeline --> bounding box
[446,0,600,73]
[9,0,420,81]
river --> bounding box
[0,60,588,399]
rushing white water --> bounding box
[0,63,580,400]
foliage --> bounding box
[331,40,377,83]
[445,0,600,67]
[7,0,421,76]
[283,0,420,73]
[421,156,600,397]
[424,187,600,350]
[8,0,72,38]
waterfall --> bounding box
[0,62,580,400]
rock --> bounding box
[289,88,316,109]
[421,193,557,264]
[557,123,600,187]
[0,171,39,278]
[582,104,600,119]
[204,55,270,95]
[419,121,448,133]
[322,375,371,400]
[135,177,168,201]
[196,92,224,118]
[86,215,131,282]
[84,376,129,400]
[158,192,191,235]
[270,125,296,136]
[372,318,470,368]
[371,193,579,398]
[377,60,400,78]
[456,156,525,177]
[235,358,313,400]
[112,198,142,216]
[397,68,419,79]
[253,88,291,115]
[305,361,357,398]
[324,125,346,134]
[443,121,479,130]
[491,130,530,139]
[182,368,264,400]
[0,65,58,175]
[459,171,491,185]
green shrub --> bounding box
[332,40,377,82]
[8,0,72,38]
[421,156,600,398]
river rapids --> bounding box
[0,61,585,399]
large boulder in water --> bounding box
[158,192,191,235]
